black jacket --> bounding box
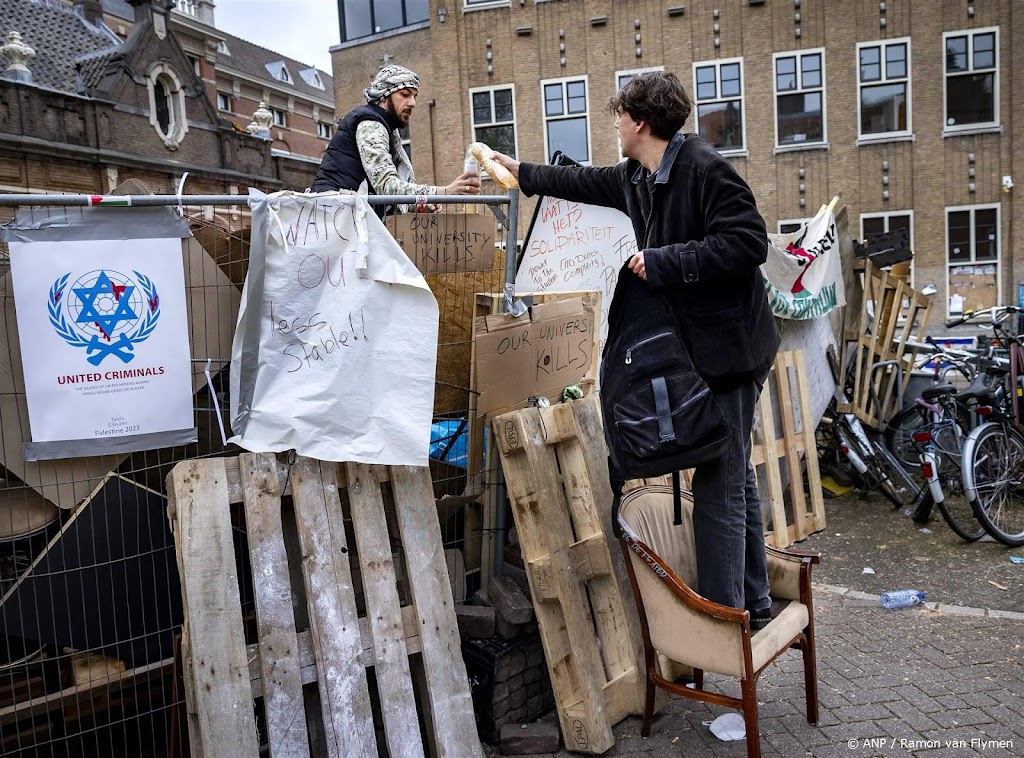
[310,103,400,197]
[518,132,779,388]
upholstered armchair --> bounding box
[617,484,820,758]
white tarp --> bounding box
[8,235,194,455]
[229,192,438,465]
[764,202,846,320]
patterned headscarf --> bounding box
[363,65,420,103]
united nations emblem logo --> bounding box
[48,270,160,366]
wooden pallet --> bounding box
[167,454,480,758]
[468,290,601,590]
[838,260,931,429]
[492,398,645,755]
[753,350,827,548]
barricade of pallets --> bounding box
[491,397,646,755]
[166,454,481,758]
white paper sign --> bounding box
[229,193,438,465]
[515,197,638,353]
[764,205,847,319]
[9,237,194,446]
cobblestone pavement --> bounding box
[489,494,1024,758]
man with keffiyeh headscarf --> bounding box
[311,65,480,215]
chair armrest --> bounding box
[766,546,820,602]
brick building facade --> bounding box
[330,0,1022,328]
[0,0,335,203]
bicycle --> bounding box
[948,306,1024,546]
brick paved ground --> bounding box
[487,494,1024,758]
[491,594,1023,758]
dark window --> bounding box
[340,0,431,41]
[694,60,744,151]
[775,52,825,146]
[947,211,972,263]
[471,87,516,158]
[155,78,172,134]
[975,208,998,261]
[543,80,588,162]
[945,30,997,128]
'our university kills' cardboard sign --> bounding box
[474,294,599,417]
[386,212,496,275]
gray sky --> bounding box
[215,0,338,73]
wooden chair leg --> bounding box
[694,668,703,690]
[740,677,761,758]
[640,675,655,737]
[801,629,820,724]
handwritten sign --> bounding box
[515,197,637,355]
[386,212,496,274]
[474,294,599,417]
[230,193,439,465]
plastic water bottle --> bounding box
[880,590,926,609]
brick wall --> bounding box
[330,0,1023,330]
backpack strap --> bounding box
[672,470,682,527]
[609,457,625,538]
[651,376,677,444]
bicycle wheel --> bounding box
[871,441,923,509]
[962,423,1024,546]
[935,493,986,542]
[884,405,928,471]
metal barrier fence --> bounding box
[0,191,516,757]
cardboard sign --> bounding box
[386,212,496,275]
[474,294,598,417]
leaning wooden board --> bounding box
[492,398,646,754]
[167,454,481,758]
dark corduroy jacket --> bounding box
[518,132,779,388]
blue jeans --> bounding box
[690,371,771,613]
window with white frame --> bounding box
[774,50,825,147]
[858,39,910,138]
[616,66,664,92]
[187,55,201,77]
[271,108,287,127]
[946,205,999,315]
[470,86,517,158]
[542,77,590,163]
[777,219,811,235]
[317,121,333,139]
[694,58,744,152]
[146,63,188,149]
[216,92,231,111]
[861,211,913,245]
[944,28,998,131]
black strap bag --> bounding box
[601,261,731,524]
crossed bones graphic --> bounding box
[85,333,136,366]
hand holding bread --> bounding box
[469,142,519,190]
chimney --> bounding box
[74,0,104,25]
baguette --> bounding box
[469,142,519,190]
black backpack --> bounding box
[600,261,731,524]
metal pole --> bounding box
[493,189,520,580]
[0,193,511,208]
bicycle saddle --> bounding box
[921,383,957,401]
[957,373,997,403]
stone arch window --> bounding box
[147,63,189,149]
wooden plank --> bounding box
[755,375,789,548]
[240,453,310,758]
[291,457,377,758]
[345,463,424,758]
[390,465,482,757]
[776,354,809,540]
[794,351,827,534]
[536,403,639,720]
[494,408,616,754]
[246,606,423,698]
[168,459,260,758]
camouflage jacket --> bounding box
[356,121,440,198]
